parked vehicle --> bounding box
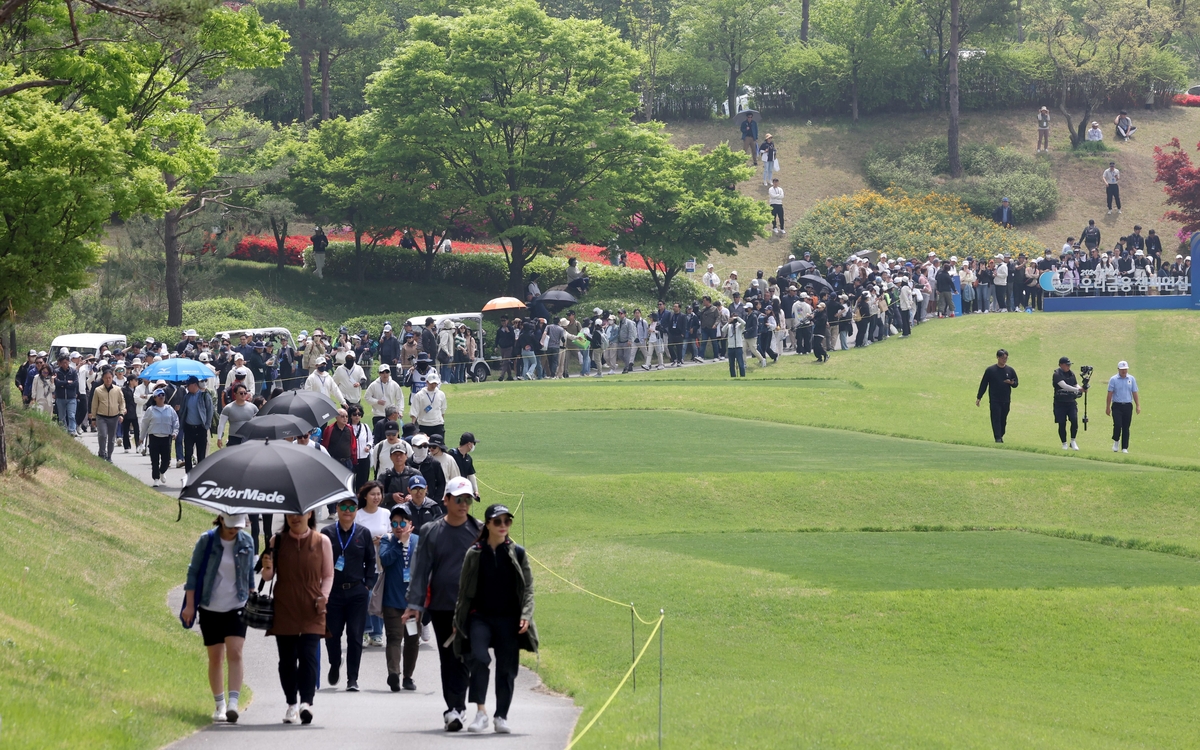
[49,333,127,358]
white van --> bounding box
[49,333,127,358]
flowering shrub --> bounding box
[791,189,1045,263]
[230,235,309,266]
[1173,94,1200,107]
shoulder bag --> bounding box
[241,534,278,630]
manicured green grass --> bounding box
[0,412,218,749]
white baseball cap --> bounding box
[425,369,440,383]
[219,513,249,528]
[315,356,327,366]
[233,352,244,361]
[378,363,391,372]
[27,349,37,356]
[445,476,474,497]
[383,324,392,332]
[411,433,429,447]
[1117,360,1129,369]
[184,329,198,337]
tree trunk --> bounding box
[319,47,331,121]
[422,233,437,279]
[353,230,366,285]
[850,68,860,123]
[947,0,962,178]
[163,181,183,327]
[0,317,8,474]
[0,399,7,475]
[801,0,810,42]
[648,264,678,300]
[271,216,289,271]
[299,0,313,121]
[727,67,739,121]
[1015,0,1024,43]
[506,239,527,298]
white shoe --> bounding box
[1063,442,1069,450]
[123,448,130,454]
[494,717,511,734]
[212,706,227,723]
[1122,448,1129,453]
[1107,209,1112,215]
[363,633,371,648]
[780,229,786,234]
[1070,440,1079,451]
[1113,441,1120,452]
[370,635,384,647]
[298,703,313,725]
[468,711,490,733]
[283,704,300,724]
[421,621,433,642]
[444,709,464,732]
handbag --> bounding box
[368,565,386,618]
[773,158,780,173]
[436,349,450,365]
[180,530,217,629]
[241,579,275,630]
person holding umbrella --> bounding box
[261,511,334,726]
[182,513,255,724]
[320,496,377,692]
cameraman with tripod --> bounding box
[1052,357,1088,450]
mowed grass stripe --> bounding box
[466,410,1152,475]
[625,531,1200,591]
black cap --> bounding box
[484,504,513,521]
[428,435,446,449]
[185,375,200,385]
[383,420,400,433]
[390,504,412,518]
[1059,356,1072,365]
[460,432,477,446]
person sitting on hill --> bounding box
[1114,111,1136,141]
[1086,122,1103,142]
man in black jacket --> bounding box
[666,302,686,366]
[421,319,439,360]
[321,498,377,692]
[1051,357,1086,450]
[976,349,1019,443]
[494,317,516,381]
[935,261,955,318]
[379,325,401,369]
[992,197,1015,228]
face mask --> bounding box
[412,448,428,463]
[318,364,327,372]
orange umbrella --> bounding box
[482,296,527,312]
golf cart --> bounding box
[214,327,295,345]
[49,333,128,358]
[404,313,492,382]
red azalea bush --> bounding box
[230,235,309,266]
[1173,94,1200,107]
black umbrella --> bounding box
[258,389,339,430]
[180,440,354,515]
[798,274,834,294]
[731,109,760,121]
[235,413,313,441]
[777,260,815,278]
[532,290,577,313]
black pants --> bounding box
[1111,401,1133,449]
[467,613,522,719]
[798,326,812,354]
[183,423,207,472]
[354,460,371,490]
[1106,184,1121,210]
[813,333,827,361]
[855,318,870,347]
[148,434,172,480]
[121,413,140,450]
[900,309,912,336]
[431,609,469,713]
[770,204,784,229]
[325,584,369,682]
[276,634,321,706]
[1029,286,1043,311]
[418,423,445,440]
[668,338,683,364]
[989,399,1010,441]
[1054,400,1079,442]
[248,513,273,555]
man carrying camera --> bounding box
[1052,357,1086,450]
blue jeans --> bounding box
[727,346,745,377]
[439,364,454,384]
[762,158,775,185]
[521,350,537,379]
[580,349,592,375]
[56,397,77,433]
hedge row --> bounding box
[304,244,720,307]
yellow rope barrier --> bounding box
[528,552,659,626]
[565,614,664,750]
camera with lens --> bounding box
[1079,364,1093,385]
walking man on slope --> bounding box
[1106,360,1140,453]
[976,348,1019,443]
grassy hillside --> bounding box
[667,106,1200,277]
[0,410,217,749]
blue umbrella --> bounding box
[140,358,217,383]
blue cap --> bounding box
[408,475,427,490]
[1001,197,1010,202]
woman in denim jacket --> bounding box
[182,513,256,724]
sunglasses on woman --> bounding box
[490,516,513,527]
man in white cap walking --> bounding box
[305,356,345,405]
[1106,360,1140,453]
[410,370,447,440]
[702,263,719,289]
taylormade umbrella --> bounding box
[180,440,354,515]
[258,389,339,430]
[482,296,527,312]
[798,274,834,294]
[235,413,313,441]
[777,260,815,278]
[139,358,217,383]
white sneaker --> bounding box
[468,711,490,733]
[1070,440,1079,451]
[298,703,313,725]
[494,717,511,734]
[1113,441,1120,452]
[1062,442,1069,450]
[421,621,433,642]
[1122,448,1129,453]
[363,633,371,648]
[124,448,130,454]
[370,635,384,647]
[283,704,300,724]
[444,709,464,732]
[212,706,227,723]
[780,229,787,234]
